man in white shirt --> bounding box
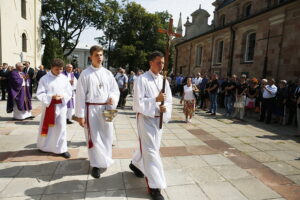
[259,78,277,124]
[194,73,203,86]
[129,51,172,200]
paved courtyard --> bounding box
[0,96,300,200]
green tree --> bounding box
[42,34,64,69]
[93,0,124,69]
[112,2,172,72]
[41,0,100,57]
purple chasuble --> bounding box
[62,71,75,109]
[7,70,32,113]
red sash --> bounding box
[41,99,62,136]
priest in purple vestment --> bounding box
[7,62,34,120]
[62,64,77,124]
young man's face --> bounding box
[90,51,103,67]
[51,66,63,76]
[150,56,164,74]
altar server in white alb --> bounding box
[129,51,172,200]
[62,64,77,124]
[36,59,73,158]
[75,45,120,179]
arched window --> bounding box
[244,32,256,62]
[219,15,225,27]
[21,0,26,19]
[244,3,252,18]
[195,45,203,66]
[22,33,27,52]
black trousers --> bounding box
[118,89,128,107]
[1,86,6,100]
[260,98,275,123]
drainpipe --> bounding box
[188,43,192,75]
[228,25,236,76]
[276,10,287,81]
[175,46,178,75]
[209,34,215,74]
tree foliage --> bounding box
[41,0,100,57]
[42,34,64,69]
[93,0,124,68]
[111,2,172,72]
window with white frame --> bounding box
[195,45,203,66]
[216,40,224,64]
[244,32,256,62]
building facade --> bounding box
[66,43,108,69]
[0,0,42,67]
[174,0,300,80]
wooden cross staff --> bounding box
[158,18,182,129]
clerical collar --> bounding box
[49,71,59,77]
[149,70,159,79]
[91,64,102,71]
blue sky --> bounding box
[79,0,215,46]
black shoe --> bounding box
[61,152,71,159]
[91,167,101,179]
[12,118,23,121]
[206,111,212,113]
[211,113,216,116]
[66,119,74,124]
[129,162,144,178]
[257,119,264,122]
[149,188,164,200]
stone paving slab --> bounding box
[1,97,300,199]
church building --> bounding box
[174,0,300,80]
[0,0,42,67]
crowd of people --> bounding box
[169,73,300,135]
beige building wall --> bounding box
[175,0,300,80]
[0,0,41,67]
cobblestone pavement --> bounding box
[0,96,299,200]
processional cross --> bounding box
[157,18,182,129]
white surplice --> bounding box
[75,65,120,168]
[66,72,77,120]
[36,72,72,154]
[132,70,172,189]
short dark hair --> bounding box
[3,63,8,66]
[51,58,64,68]
[148,51,164,62]
[90,45,103,56]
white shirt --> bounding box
[262,84,277,99]
[75,65,120,118]
[66,72,77,90]
[183,85,195,100]
[194,77,203,86]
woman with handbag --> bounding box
[180,77,199,123]
[233,75,248,120]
